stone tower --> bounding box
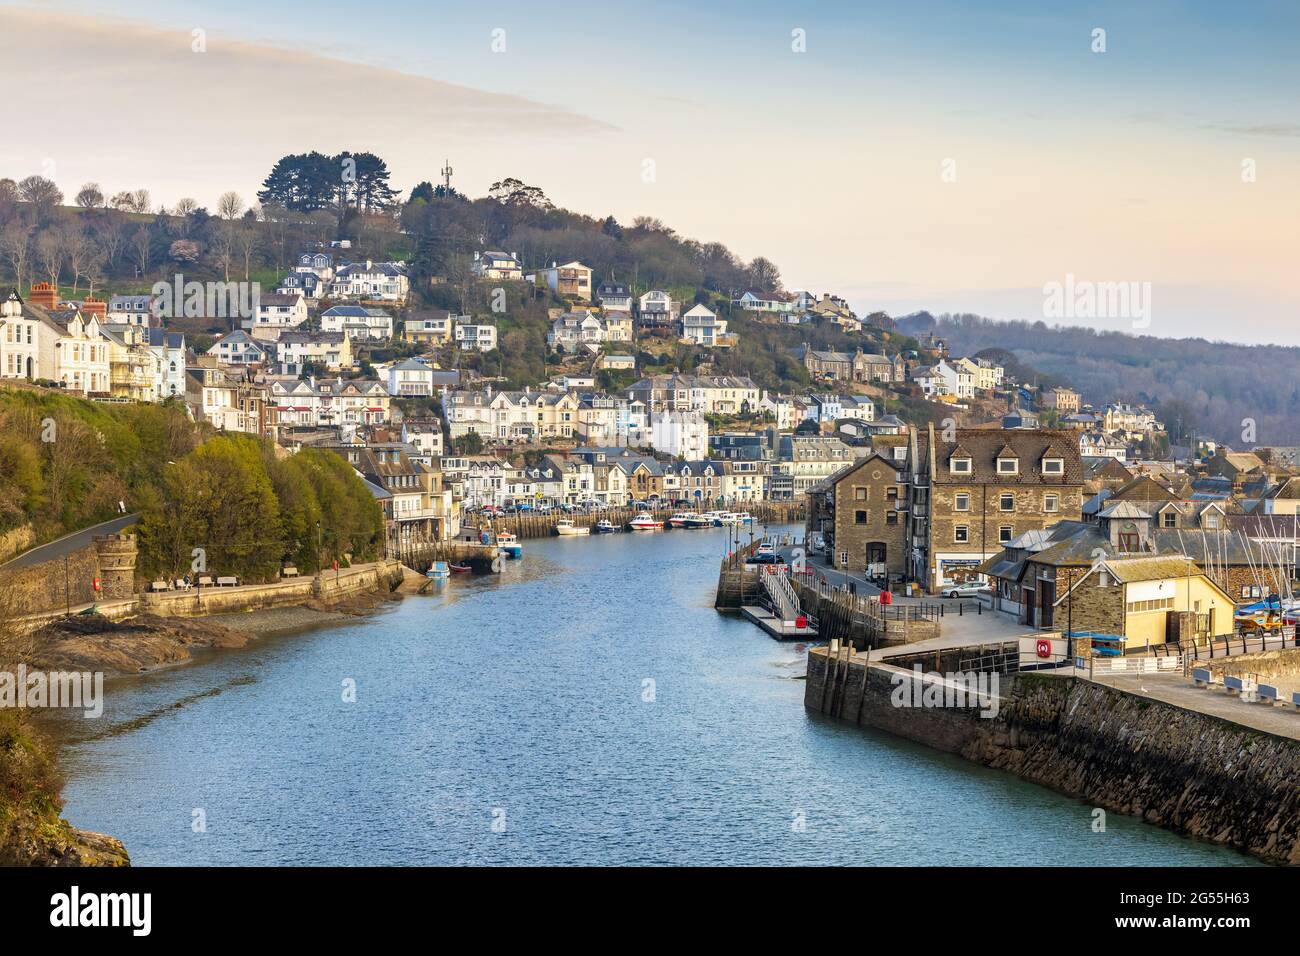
[94,533,138,599]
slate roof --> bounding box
[932,429,1082,485]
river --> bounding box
[53,525,1254,865]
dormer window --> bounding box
[950,456,972,475]
[1042,457,1064,475]
[997,457,1019,475]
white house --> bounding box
[636,290,677,328]
[547,310,605,353]
[731,290,794,313]
[327,261,410,303]
[471,250,523,281]
[388,358,437,397]
[320,305,394,341]
[244,292,308,340]
[680,304,728,346]
[106,294,159,326]
[597,282,633,312]
[275,330,352,372]
[454,321,497,352]
[208,329,267,367]
[643,410,709,461]
[0,289,43,381]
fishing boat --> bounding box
[449,563,472,573]
[667,512,693,528]
[496,532,523,559]
[701,511,727,526]
[555,519,591,536]
[629,512,662,531]
[426,561,450,580]
[732,511,754,525]
[594,519,617,533]
[683,513,714,529]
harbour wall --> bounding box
[806,647,1300,865]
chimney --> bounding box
[29,282,58,310]
[81,297,106,320]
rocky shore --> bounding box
[30,589,400,676]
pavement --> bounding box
[1092,671,1300,741]
[0,514,139,571]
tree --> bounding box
[66,226,101,296]
[342,152,398,212]
[257,152,339,213]
[746,256,782,292]
[168,239,201,266]
[236,222,260,280]
[74,183,104,209]
[0,220,32,292]
[488,178,553,209]
[35,225,69,286]
[17,176,63,211]
[217,191,243,221]
[409,181,436,204]
[130,226,152,279]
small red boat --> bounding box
[448,563,472,573]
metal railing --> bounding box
[761,567,801,621]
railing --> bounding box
[1189,629,1299,660]
[761,567,800,621]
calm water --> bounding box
[53,525,1253,865]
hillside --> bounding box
[898,312,1300,445]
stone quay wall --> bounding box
[806,647,1300,865]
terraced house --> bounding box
[910,426,1084,591]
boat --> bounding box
[667,512,693,528]
[629,512,662,531]
[732,512,754,525]
[717,512,740,525]
[701,511,727,526]
[683,514,714,529]
[426,561,450,580]
[496,532,523,559]
[555,519,591,536]
[594,519,617,533]
[449,563,472,573]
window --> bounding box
[1203,512,1221,529]
[854,487,867,501]
[1241,584,1264,599]
[1126,597,1174,613]
[997,457,1018,475]
[1162,511,1177,528]
[954,492,970,511]
[999,493,1015,511]
[886,486,899,500]
[954,525,969,543]
[855,510,867,525]
[999,525,1013,544]
[950,457,971,474]
[1042,458,1064,475]
[1045,494,1058,513]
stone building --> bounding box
[806,452,909,586]
[910,426,1084,591]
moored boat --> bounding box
[449,563,472,573]
[667,512,693,528]
[629,512,662,531]
[683,513,714,529]
[594,519,617,533]
[555,519,591,536]
[496,532,523,559]
[426,561,450,579]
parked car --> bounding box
[756,541,776,556]
[941,582,991,599]
[746,553,786,566]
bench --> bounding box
[198,575,214,587]
[150,580,171,592]
[216,576,239,587]
[1257,684,1281,706]
[1223,675,1259,702]
[282,566,299,578]
[174,578,192,591]
[1192,668,1217,688]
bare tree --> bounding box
[0,219,33,291]
[67,227,102,296]
[236,221,260,281]
[18,175,63,207]
[96,211,127,269]
[215,192,243,281]
[109,191,135,211]
[36,224,70,286]
[130,189,152,215]
[75,182,105,209]
[131,226,152,279]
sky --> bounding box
[2,0,1298,344]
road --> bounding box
[0,514,138,572]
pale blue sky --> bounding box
[5,1,1299,342]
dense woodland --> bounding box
[0,390,383,581]
[899,312,1299,446]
